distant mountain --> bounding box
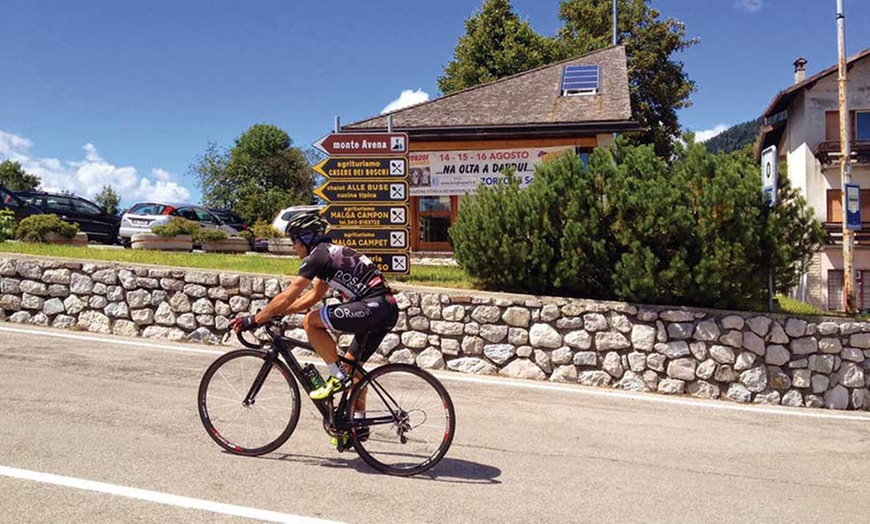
[703,117,763,154]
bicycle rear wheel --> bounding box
[349,364,455,476]
[198,349,301,456]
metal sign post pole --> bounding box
[837,0,856,313]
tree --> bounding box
[438,0,697,159]
[437,0,556,94]
[0,160,40,191]
[555,0,698,159]
[190,124,316,224]
[94,185,121,215]
[704,117,763,154]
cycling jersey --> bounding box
[297,242,390,301]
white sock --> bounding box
[327,362,347,381]
[354,411,365,419]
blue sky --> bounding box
[1,0,869,208]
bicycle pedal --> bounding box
[331,434,350,452]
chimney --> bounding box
[794,57,807,84]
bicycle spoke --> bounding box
[199,351,301,456]
[350,365,454,476]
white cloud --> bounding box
[0,130,33,156]
[0,129,190,204]
[735,0,763,12]
[695,124,730,143]
[381,89,430,114]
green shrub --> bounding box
[452,153,612,297]
[0,209,15,242]
[150,217,199,238]
[451,172,535,292]
[16,214,79,242]
[251,219,283,239]
[450,138,825,311]
[192,228,229,243]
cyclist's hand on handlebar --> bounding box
[230,315,258,333]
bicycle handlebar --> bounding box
[223,315,287,349]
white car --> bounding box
[119,202,239,246]
[271,204,324,235]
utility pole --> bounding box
[837,0,855,313]
[613,0,618,46]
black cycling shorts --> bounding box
[319,294,399,361]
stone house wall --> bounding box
[2,256,870,411]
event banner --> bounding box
[408,146,576,196]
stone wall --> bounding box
[2,256,870,411]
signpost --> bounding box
[314,180,408,203]
[761,145,778,206]
[320,204,408,228]
[313,132,408,157]
[846,183,862,231]
[313,130,411,274]
[760,145,778,312]
[314,157,407,179]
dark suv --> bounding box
[0,185,42,221]
[16,191,121,244]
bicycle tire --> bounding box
[348,364,455,476]
[198,349,301,456]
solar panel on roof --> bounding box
[561,65,599,95]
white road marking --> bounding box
[0,465,343,524]
[4,324,870,422]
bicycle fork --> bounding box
[242,348,280,407]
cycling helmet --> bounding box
[284,210,328,249]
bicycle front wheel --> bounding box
[198,349,301,456]
[349,364,455,476]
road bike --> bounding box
[197,318,456,476]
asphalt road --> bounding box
[1,323,870,523]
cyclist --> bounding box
[230,210,399,409]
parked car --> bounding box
[0,185,42,221]
[118,202,238,247]
[16,190,120,244]
[271,204,324,235]
[207,208,248,232]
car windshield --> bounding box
[128,203,173,215]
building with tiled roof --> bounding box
[344,45,639,252]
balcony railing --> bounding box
[822,222,870,246]
[815,140,870,165]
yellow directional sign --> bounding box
[320,204,408,228]
[327,229,408,251]
[314,157,407,179]
[364,251,410,274]
[314,180,408,203]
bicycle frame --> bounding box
[239,324,403,437]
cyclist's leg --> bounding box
[303,310,340,367]
[348,329,391,412]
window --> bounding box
[128,203,173,215]
[826,189,870,223]
[828,270,870,311]
[824,110,870,140]
[0,188,20,208]
[72,198,101,215]
[194,207,218,224]
[561,65,599,96]
[418,196,451,245]
[45,196,73,214]
[174,207,200,221]
[857,111,870,141]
